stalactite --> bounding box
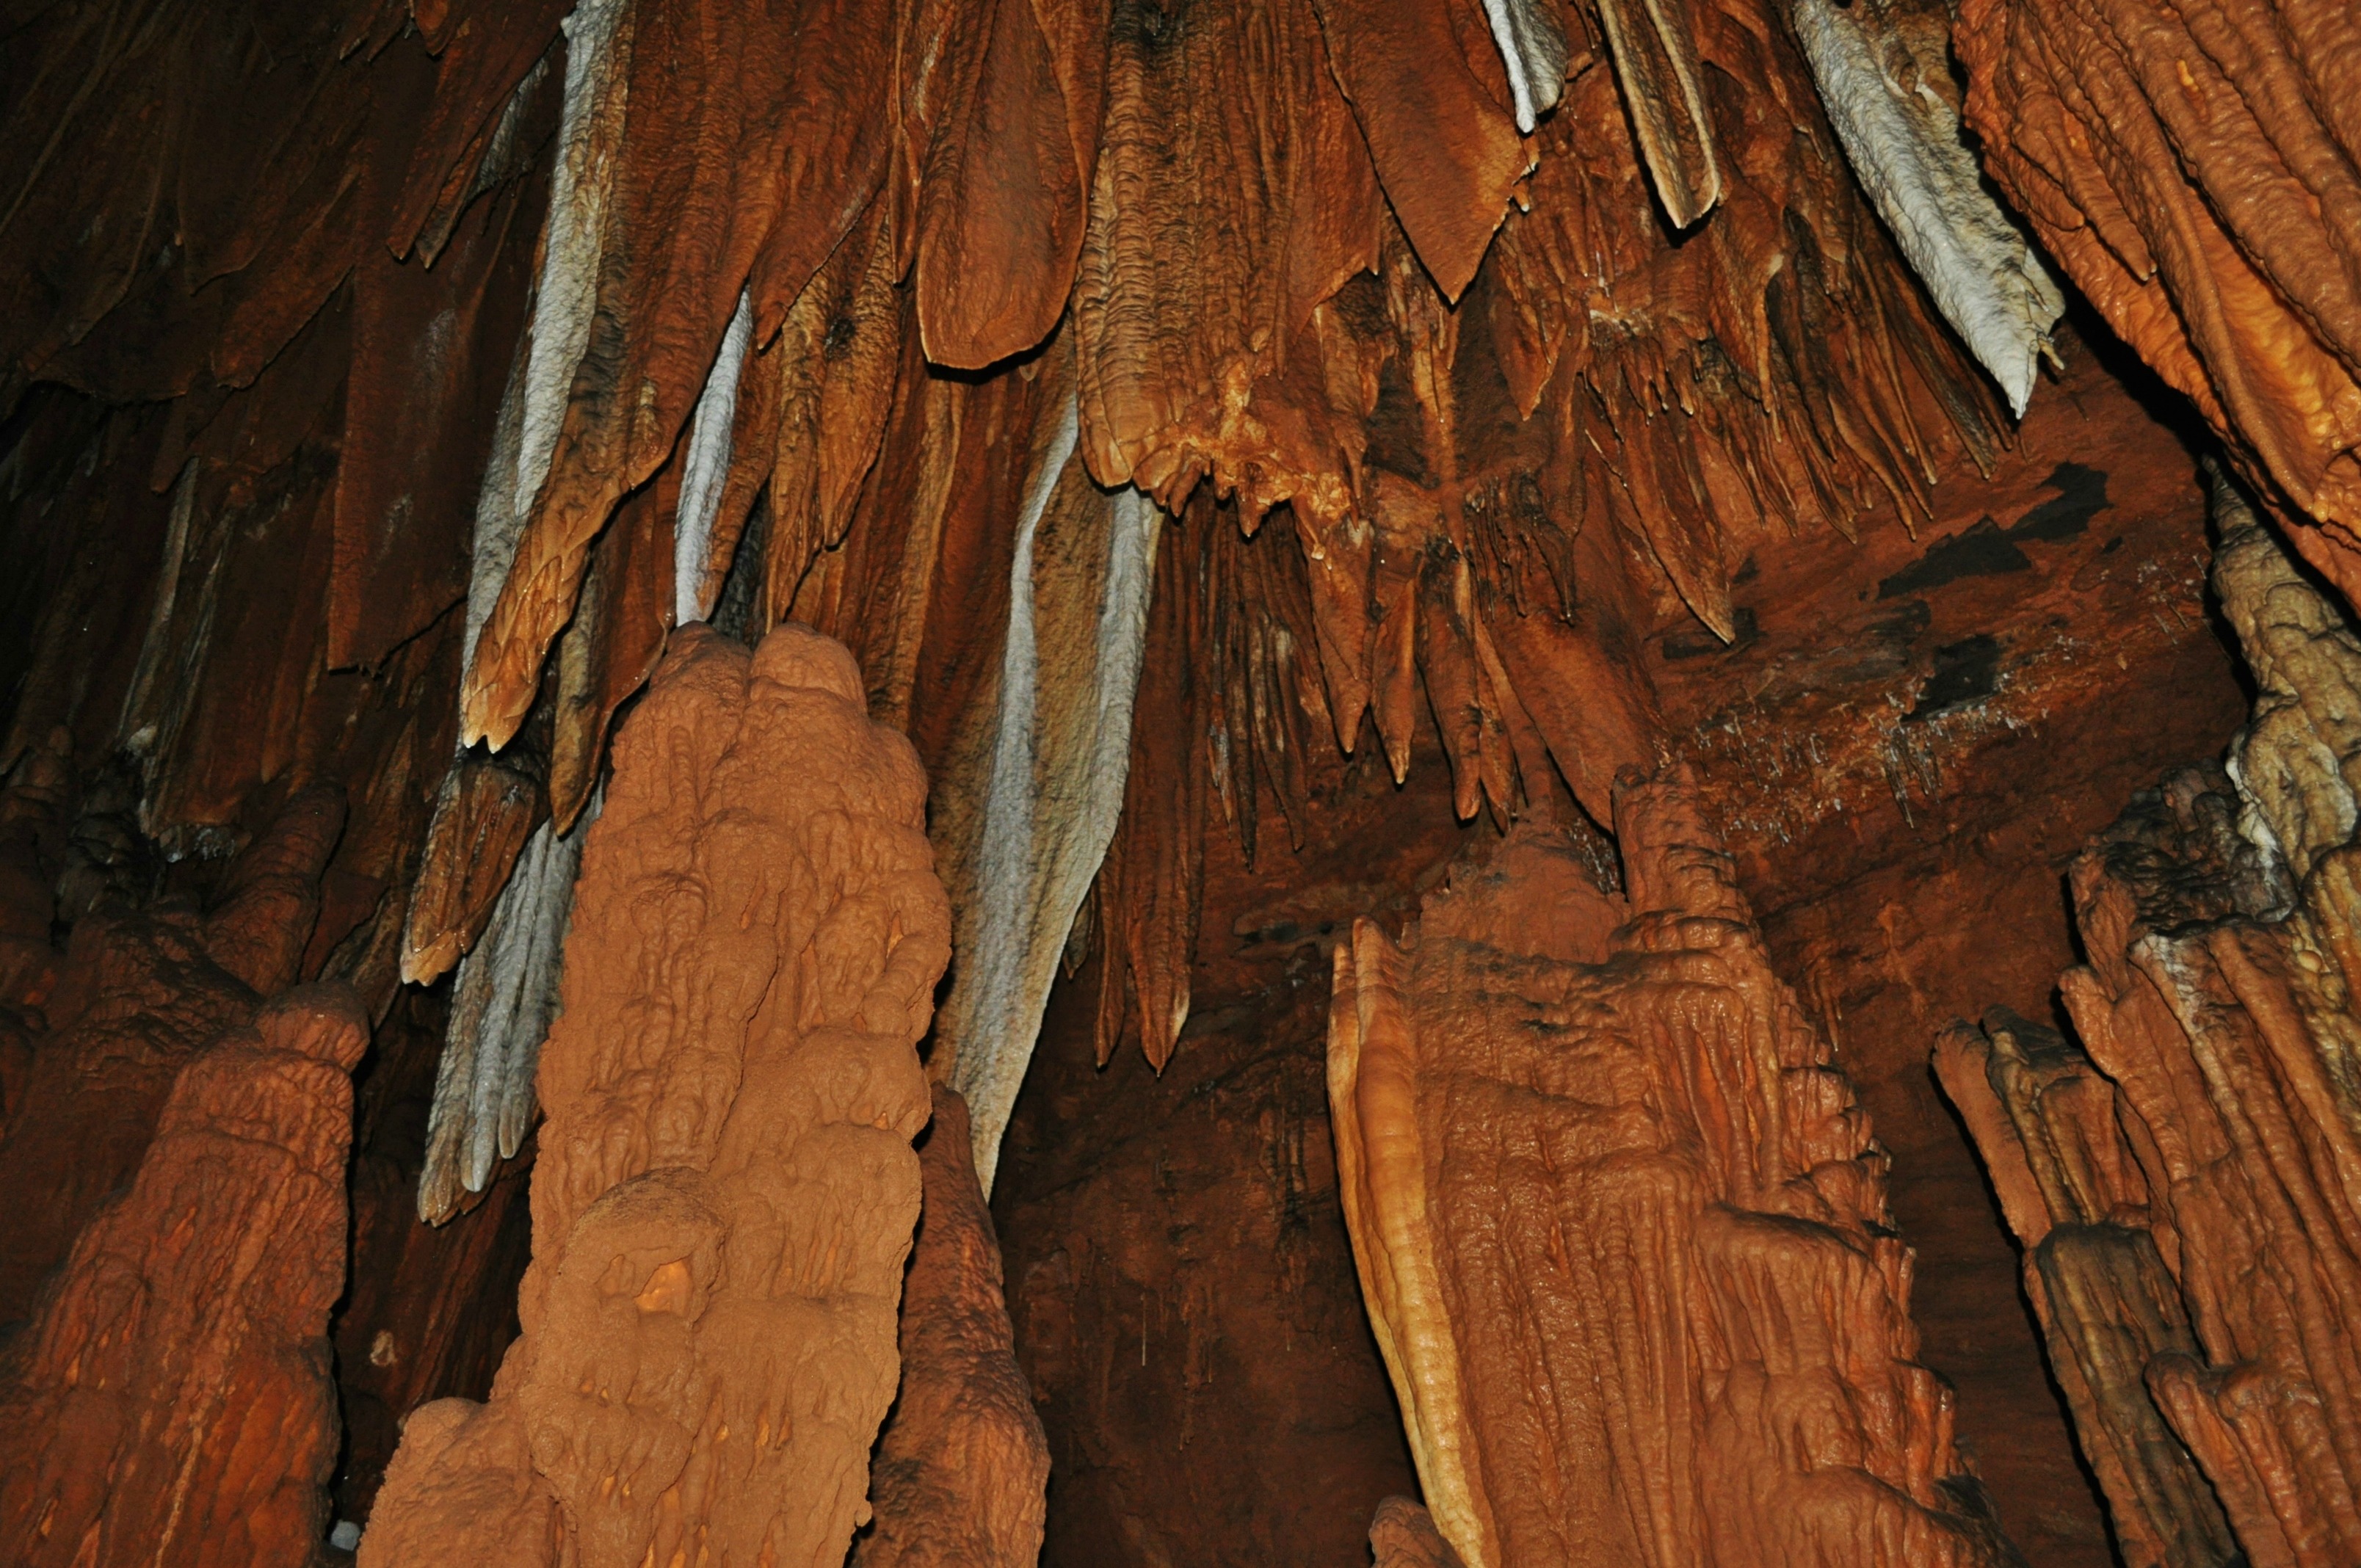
[672,287,752,627]
[1956,0,2361,555]
[937,382,1164,1191]
[2215,475,2361,890]
[510,0,634,540]
[1479,0,1571,135]
[1789,0,2061,415]
[416,791,598,1224]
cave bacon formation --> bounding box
[4,0,2361,1563]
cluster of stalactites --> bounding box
[0,0,2039,1197]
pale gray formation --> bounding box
[1791,0,2062,415]
[464,325,532,680]
[1480,0,1571,134]
[512,0,631,529]
[2212,473,2361,889]
[418,789,601,1223]
[945,388,1162,1194]
[673,286,752,627]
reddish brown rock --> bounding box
[0,984,368,1568]
[1369,1496,1468,1568]
[1938,497,2361,1567]
[854,1085,1048,1568]
[1956,0,2361,552]
[0,785,345,1324]
[1329,773,2016,1568]
[363,623,950,1567]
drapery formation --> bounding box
[0,0,2054,1190]
[1329,774,2015,1568]
[1958,0,2361,587]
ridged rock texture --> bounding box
[3,0,2357,1561]
[0,985,368,1568]
[1937,488,2361,1567]
[852,1086,1050,1568]
[0,0,2053,1204]
[360,623,951,1568]
[1327,769,2016,1568]
[1370,1497,1470,1568]
[1956,0,2361,584]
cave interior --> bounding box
[1,0,2360,1564]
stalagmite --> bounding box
[0,785,346,1322]
[1940,498,2361,1566]
[363,623,950,1567]
[1791,0,2061,415]
[937,388,1162,1191]
[1330,772,2014,1568]
[10,0,2355,1558]
[852,1086,1049,1568]
[1369,1498,1468,1568]
[0,986,368,1568]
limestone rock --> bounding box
[1328,770,2016,1568]
[853,1086,1048,1568]
[1938,503,2361,1565]
[364,623,951,1568]
[0,984,368,1568]
[0,785,345,1324]
[1369,1496,1467,1568]
[1956,0,2361,550]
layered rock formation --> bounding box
[1938,492,2361,1567]
[854,1086,1049,1568]
[0,985,368,1568]
[5,0,2359,1561]
[361,623,951,1567]
[1329,770,2016,1568]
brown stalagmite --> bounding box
[853,1086,1050,1568]
[1328,769,2015,1568]
[0,784,346,1322]
[363,623,951,1567]
[1938,501,2361,1566]
[1955,0,2361,549]
[0,984,369,1568]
